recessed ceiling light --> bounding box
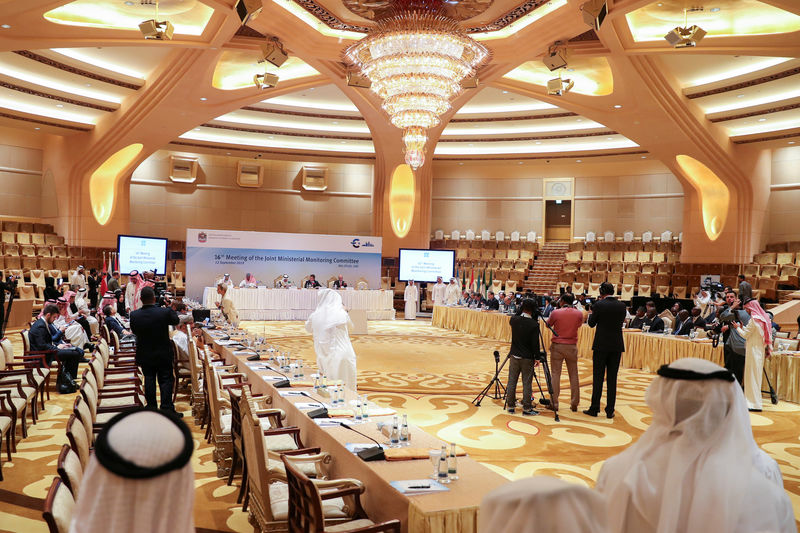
[565,68,574,72]
[502,90,508,94]
[535,141,541,145]
[614,104,622,109]
[576,119,582,122]
[758,118,766,122]
[0,24,10,29]
[34,127,40,130]
[194,128,200,131]
[468,143,474,146]
[789,141,796,145]
[641,155,647,159]
[56,104,64,108]
[736,94,745,98]
[332,121,338,124]
[226,152,231,155]
[86,83,91,87]
[200,97,207,101]
[710,7,720,12]
[124,1,134,5]
[607,137,613,140]
[309,87,315,91]
[576,159,582,163]
[340,141,346,143]
[458,162,464,165]
[517,161,523,165]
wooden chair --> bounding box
[588,283,601,298]
[356,277,369,290]
[65,414,91,469]
[57,444,84,498]
[673,286,687,299]
[620,284,634,301]
[42,477,75,533]
[638,284,652,298]
[504,280,517,293]
[0,392,12,480]
[282,455,401,533]
[1,336,49,414]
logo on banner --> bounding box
[350,238,374,249]
[198,232,207,243]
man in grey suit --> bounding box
[585,282,627,419]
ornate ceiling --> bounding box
[0,0,798,162]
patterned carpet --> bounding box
[2,320,799,531]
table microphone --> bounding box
[299,391,329,419]
[339,422,386,462]
[264,365,291,388]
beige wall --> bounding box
[431,158,683,238]
[766,146,800,244]
[129,150,374,242]
[0,138,43,220]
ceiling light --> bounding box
[259,39,288,68]
[200,97,207,101]
[664,9,706,48]
[34,127,40,130]
[502,90,508,94]
[641,155,647,158]
[345,71,371,89]
[56,104,64,108]
[576,159,582,163]
[710,7,720,12]
[344,8,489,170]
[757,118,766,122]
[0,24,10,29]
[253,72,279,89]
[139,19,173,40]
[124,0,134,4]
[580,0,607,31]
[535,141,541,145]
[614,104,622,108]
[547,77,574,96]
[789,141,795,144]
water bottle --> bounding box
[447,442,458,480]
[331,386,339,406]
[361,397,369,420]
[399,414,409,446]
[313,374,320,391]
[321,375,328,389]
[390,415,400,447]
[298,360,304,380]
[354,397,363,421]
[437,445,450,483]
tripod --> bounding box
[534,318,559,422]
[473,350,508,406]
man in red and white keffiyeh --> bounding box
[125,270,149,313]
[735,299,773,411]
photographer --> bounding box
[716,291,749,385]
[585,282,627,419]
[505,299,541,416]
[0,273,18,337]
[547,293,583,412]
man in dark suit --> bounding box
[672,309,693,336]
[505,299,541,416]
[103,305,135,341]
[29,303,82,392]
[129,287,180,415]
[585,282,627,418]
[304,274,322,288]
[485,291,500,311]
[332,275,348,289]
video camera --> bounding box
[700,278,725,296]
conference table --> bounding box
[432,306,799,402]
[202,287,395,321]
[205,330,508,533]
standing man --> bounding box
[107,270,121,293]
[718,291,749,385]
[585,282,627,419]
[125,270,147,313]
[216,283,239,326]
[70,266,87,291]
[431,276,447,307]
[130,287,181,415]
[404,280,418,320]
[87,268,99,310]
[738,274,753,302]
[505,299,541,416]
[445,278,460,306]
[547,293,584,412]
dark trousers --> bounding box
[590,350,622,415]
[141,361,174,411]
[49,348,81,385]
[724,344,745,387]
[76,316,92,340]
[506,356,535,411]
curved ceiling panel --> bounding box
[504,56,614,96]
[212,50,319,90]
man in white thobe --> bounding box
[431,276,447,307]
[305,289,357,390]
[75,288,99,335]
[597,358,794,533]
[70,266,87,291]
[404,280,418,320]
[445,278,461,306]
[215,273,234,289]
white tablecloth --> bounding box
[202,287,395,321]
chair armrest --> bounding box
[17,354,49,366]
[97,402,140,414]
[0,389,13,412]
[0,380,25,396]
[0,369,36,387]
[103,377,141,385]
[105,367,139,374]
[344,521,401,533]
[98,388,140,398]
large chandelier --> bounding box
[345,8,489,169]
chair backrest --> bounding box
[526,231,536,242]
[80,382,98,421]
[188,338,202,395]
[356,277,369,290]
[603,231,615,242]
[1,337,14,365]
[66,414,90,469]
[240,387,279,523]
[585,231,596,243]
[480,230,490,241]
[465,229,475,240]
[21,330,30,352]
[504,280,517,293]
[660,230,672,242]
[17,285,36,300]
[57,444,84,499]
[451,230,460,240]
[623,231,634,242]
[510,231,520,242]
[495,231,504,241]
[72,395,94,445]
[282,455,327,533]
[434,230,444,240]
[42,477,75,533]
[642,231,653,243]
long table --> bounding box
[205,331,508,533]
[202,287,395,321]
[432,306,799,401]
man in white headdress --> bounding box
[215,273,234,289]
[735,299,773,411]
[304,289,357,390]
[597,357,794,533]
[404,280,418,320]
[276,274,292,289]
[445,277,460,306]
[69,408,195,533]
[70,265,87,291]
[431,276,446,307]
[75,288,99,335]
[479,476,607,533]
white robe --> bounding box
[404,284,418,320]
[54,315,89,348]
[76,295,99,335]
[737,319,766,410]
[219,295,239,327]
[445,283,460,306]
[125,282,142,313]
[305,289,357,390]
[431,282,446,306]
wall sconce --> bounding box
[389,164,415,238]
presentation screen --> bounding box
[398,248,455,283]
[118,235,168,275]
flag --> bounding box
[99,252,108,295]
[461,267,466,291]
[469,268,474,292]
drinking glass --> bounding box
[428,450,441,480]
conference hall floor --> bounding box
[1,320,799,532]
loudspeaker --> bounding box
[235,0,263,24]
[581,0,607,31]
[543,48,568,71]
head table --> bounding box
[431,305,799,404]
[202,287,396,321]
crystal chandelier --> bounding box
[345,8,488,169]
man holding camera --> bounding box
[585,282,627,419]
[716,291,749,385]
[505,299,541,416]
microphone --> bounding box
[299,391,328,419]
[339,422,386,462]
[264,365,291,388]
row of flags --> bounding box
[455,266,495,295]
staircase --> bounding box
[523,242,569,294]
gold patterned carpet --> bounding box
[2,320,799,532]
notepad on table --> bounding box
[389,480,449,495]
